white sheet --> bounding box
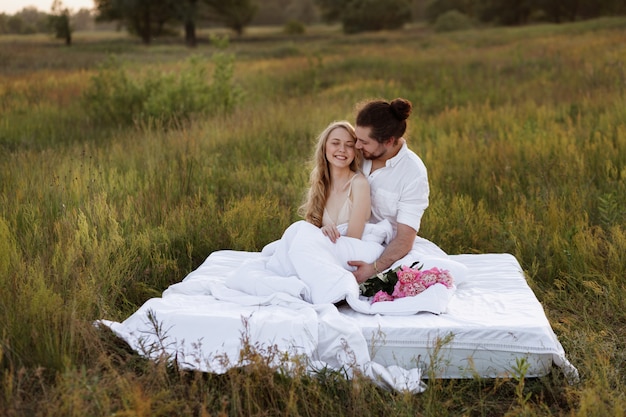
[340,253,579,380]
[100,243,430,393]
[99,244,578,391]
[256,220,464,315]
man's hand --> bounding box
[348,260,376,284]
[349,224,418,284]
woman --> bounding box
[260,121,391,304]
[299,120,372,243]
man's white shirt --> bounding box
[361,140,429,239]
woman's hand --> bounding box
[321,224,341,243]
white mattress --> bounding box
[338,253,575,379]
[101,250,577,386]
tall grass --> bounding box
[1,18,626,415]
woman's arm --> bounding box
[345,174,371,239]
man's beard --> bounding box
[362,148,386,160]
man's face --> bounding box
[355,125,387,160]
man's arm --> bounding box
[348,223,416,283]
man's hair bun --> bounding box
[389,98,412,121]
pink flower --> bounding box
[372,290,394,303]
[397,267,418,284]
[408,280,428,296]
[367,263,455,304]
[393,279,427,298]
[391,281,406,298]
[436,269,454,288]
[420,268,440,288]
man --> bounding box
[348,98,448,283]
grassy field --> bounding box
[1,18,625,416]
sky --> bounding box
[1,0,95,14]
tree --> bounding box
[174,0,200,47]
[12,7,49,33]
[476,0,533,25]
[72,8,95,31]
[49,0,72,45]
[0,14,8,34]
[535,0,626,22]
[203,0,258,36]
[252,0,319,26]
[343,0,412,33]
[424,0,626,25]
[315,0,349,23]
[94,0,259,44]
[315,0,412,33]
[7,15,26,34]
[95,0,178,44]
[285,0,319,25]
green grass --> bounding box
[1,18,626,416]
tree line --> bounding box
[1,0,624,45]
[0,6,93,36]
[424,0,626,26]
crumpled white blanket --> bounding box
[98,221,468,392]
[99,256,426,392]
[250,220,467,315]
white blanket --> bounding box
[246,220,466,315]
[99,222,469,392]
[100,253,426,392]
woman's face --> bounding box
[325,127,356,169]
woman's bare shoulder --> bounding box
[351,172,370,191]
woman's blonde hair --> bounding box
[299,121,361,227]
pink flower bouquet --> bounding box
[359,262,454,304]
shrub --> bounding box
[425,0,470,23]
[83,38,240,128]
[433,9,474,32]
[284,20,306,35]
[208,36,242,115]
[342,0,412,34]
[141,55,215,123]
[82,56,144,126]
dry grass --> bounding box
[1,18,626,416]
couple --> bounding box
[254,97,461,310]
